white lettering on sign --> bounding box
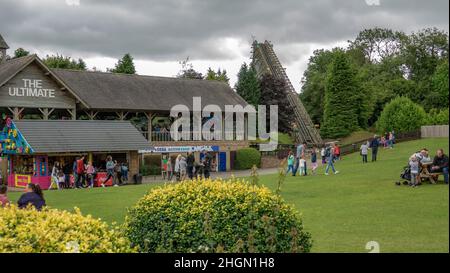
[8,79,56,98]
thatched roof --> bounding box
[52,69,248,112]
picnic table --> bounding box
[419,163,441,184]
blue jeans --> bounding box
[287,165,295,175]
[443,167,449,184]
[293,159,300,176]
[325,159,336,174]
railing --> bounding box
[150,131,246,142]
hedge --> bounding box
[234,148,261,170]
[124,178,312,253]
[0,205,135,253]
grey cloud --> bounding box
[0,0,448,62]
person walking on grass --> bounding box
[179,156,187,181]
[321,147,326,165]
[286,151,295,175]
[174,154,182,181]
[325,143,339,176]
[86,161,95,188]
[369,135,380,162]
[75,156,86,189]
[102,155,115,187]
[360,141,369,163]
[299,156,307,176]
[49,162,61,190]
[311,147,318,175]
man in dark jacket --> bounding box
[431,149,449,184]
[186,152,195,179]
[203,151,213,179]
[369,135,380,162]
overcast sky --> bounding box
[1,0,448,91]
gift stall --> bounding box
[0,119,150,189]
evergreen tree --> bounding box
[109,53,136,74]
[259,74,293,134]
[235,63,261,107]
[321,51,360,138]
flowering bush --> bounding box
[0,205,135,253]
[125,178,312,253]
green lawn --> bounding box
[8,138,449,253]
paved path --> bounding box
[142,167,279,184]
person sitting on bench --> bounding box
[431,149,449,184]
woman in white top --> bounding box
[49,162,61,190]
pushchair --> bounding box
[397,166,412,186]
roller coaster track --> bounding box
[252,40,323,145]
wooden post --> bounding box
[85,110,98,120]
[144,112,156,143]
[116,111,129,121]
[67,108,76,120]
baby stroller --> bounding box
[397,166,412,186]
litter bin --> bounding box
[133,174,143,184]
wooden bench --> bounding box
[419,163,443,184]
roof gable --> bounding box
[0,34,8,49]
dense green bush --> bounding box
[426,108,449,125]
[234,148,261,170]
[124,178,312,253]
[376,97,428,133]
[0,206,134,253]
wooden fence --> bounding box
[421,125,449,138]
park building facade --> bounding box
[0,37,251,189]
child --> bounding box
[299,156,307,176]
[57,171,66,189]
[409,156,419,187]
[286,152,295,175]
[321,147,326,165]
[360,141,369,163]
[311,148,318,175]
[0,184,10,207]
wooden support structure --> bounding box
[38,108,55,120]
[116,111,129,121]
[8,107,24,120]
[67,108,76,120]
[144,112,156,142]
[85,110,98,120]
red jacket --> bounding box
[334,146,340,155]
[76,159,85,174]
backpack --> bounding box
[325,147,331,158]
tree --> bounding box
[376,97,428,133]
[177,57,203,79]
[348,27,406,63]
[235,63,261,107]
[43,54,87,70]
[14,48,30,58]
[429,60,449,109]
[204,67,230,85]
[109,53,136,74]
[321,51,361,139]
[259,74,293,134]
[300,49,340,125]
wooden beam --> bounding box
[38,108,54,120]
[84,110,98,120]
[116,111,129,121]
[8,107,24,120]
[67,108,76,120]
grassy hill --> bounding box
[7,138,449,253]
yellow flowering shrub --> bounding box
[125,178,312,253]
[0,205,135,253]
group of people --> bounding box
[48,155,129,190]
[359,134,393,163]
[162,151,214,182]
[286,142,341,177]
[1,183,46,210]
[407,148,449,187]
